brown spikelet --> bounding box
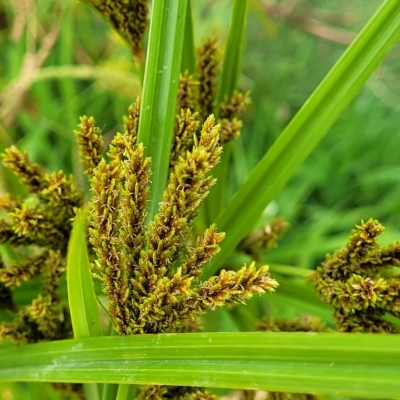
[238,217,289,261]
[311,219,400,333]
[2,146,45,193]
[198,263,278,310]
[75,115,104,177]
[87,0,148,57]
[219,91,251,144]
[123,97,141,145]
[197,37,219,120]
[178,71,199,112]
[170,108,200,168]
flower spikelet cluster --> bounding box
[238,217,289,261]
[170,108,200,167]
[197,37,219,120]
[1,147,83,250]
[219,91,251,144]
[74,115,104,176]
[80,111,278,336]
[84,0,148,57]
[172,38,250,165]
[310,219,400,333]
[0,250,72,343]
[0,146,82,344]
[178,72,199,112]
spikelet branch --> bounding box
[74,115,104,177]
[2,146,46,193]
[197,37,219,120]
[311,219,400,332]
[85,0,148,58]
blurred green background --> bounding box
[2,0,400,398]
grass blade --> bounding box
[216,0,248,107]
[181,0,195,74]
[205,0,249,224]
[204,0,400,277]
[0,332,399,398]
[67,210,102,400]
[137,0,188,222]
[67,210,103,338]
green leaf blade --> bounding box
[0,333,399,398]
[67,210,103,339]
[137,0,188,222]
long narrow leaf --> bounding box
[181,0,195,74]
[0,332,399,398]
[67,210,103,338]
[67,210,103,399]
[216,0,248,107]
[204,0,400,277]
[137,0,188,222]
[205,0,249,224]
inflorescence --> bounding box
[76,101,278,336]
[310,219,400,333]
[0,147,82,343]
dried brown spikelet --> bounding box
[75,115,104,176]
[310,219,400,332]
[2,146,45,193]
[170,108,200,168]
[238,217,289,261]
[197,37,219,120]
[86,0,148,57]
